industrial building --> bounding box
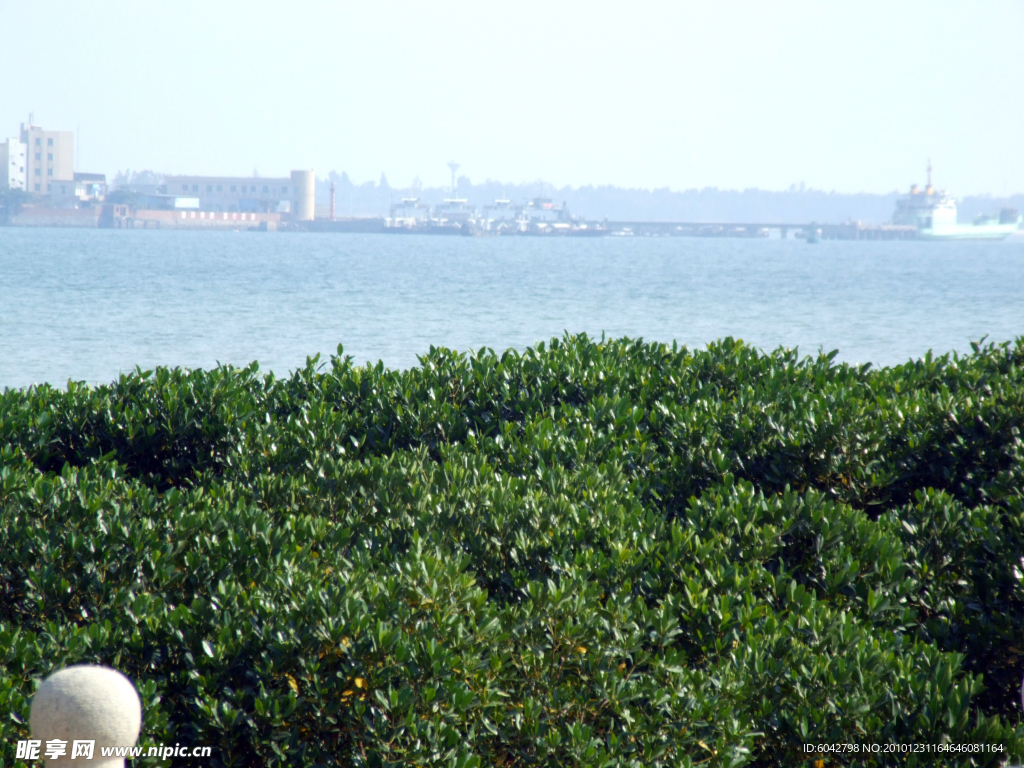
[157,170,314,220]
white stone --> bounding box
[30,665,142,767]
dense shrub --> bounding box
[2,335,1023,767]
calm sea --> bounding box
[1,228,1022,389]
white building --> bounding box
[1,138,28,191]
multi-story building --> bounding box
[1,138,28,191]
[20,120,74,194]
[159,170,314,219]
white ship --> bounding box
[893,162,1020,240]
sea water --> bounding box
[1,227,1022,389]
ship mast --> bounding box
[926,159,933,194]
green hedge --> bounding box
[1,335,1023,767]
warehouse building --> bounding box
[159,170,314,220]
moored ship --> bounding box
[893,162,1020,240]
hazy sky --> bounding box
[2,1,1021,195]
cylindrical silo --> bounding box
[291,169,315,221]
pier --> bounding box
[600,220,918,240]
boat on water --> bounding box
[384,191,603,236]
[893,162,1020,240]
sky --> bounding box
[1,0,1022,196]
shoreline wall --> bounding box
[8,208,101,227]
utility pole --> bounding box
[330,180,336,220]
